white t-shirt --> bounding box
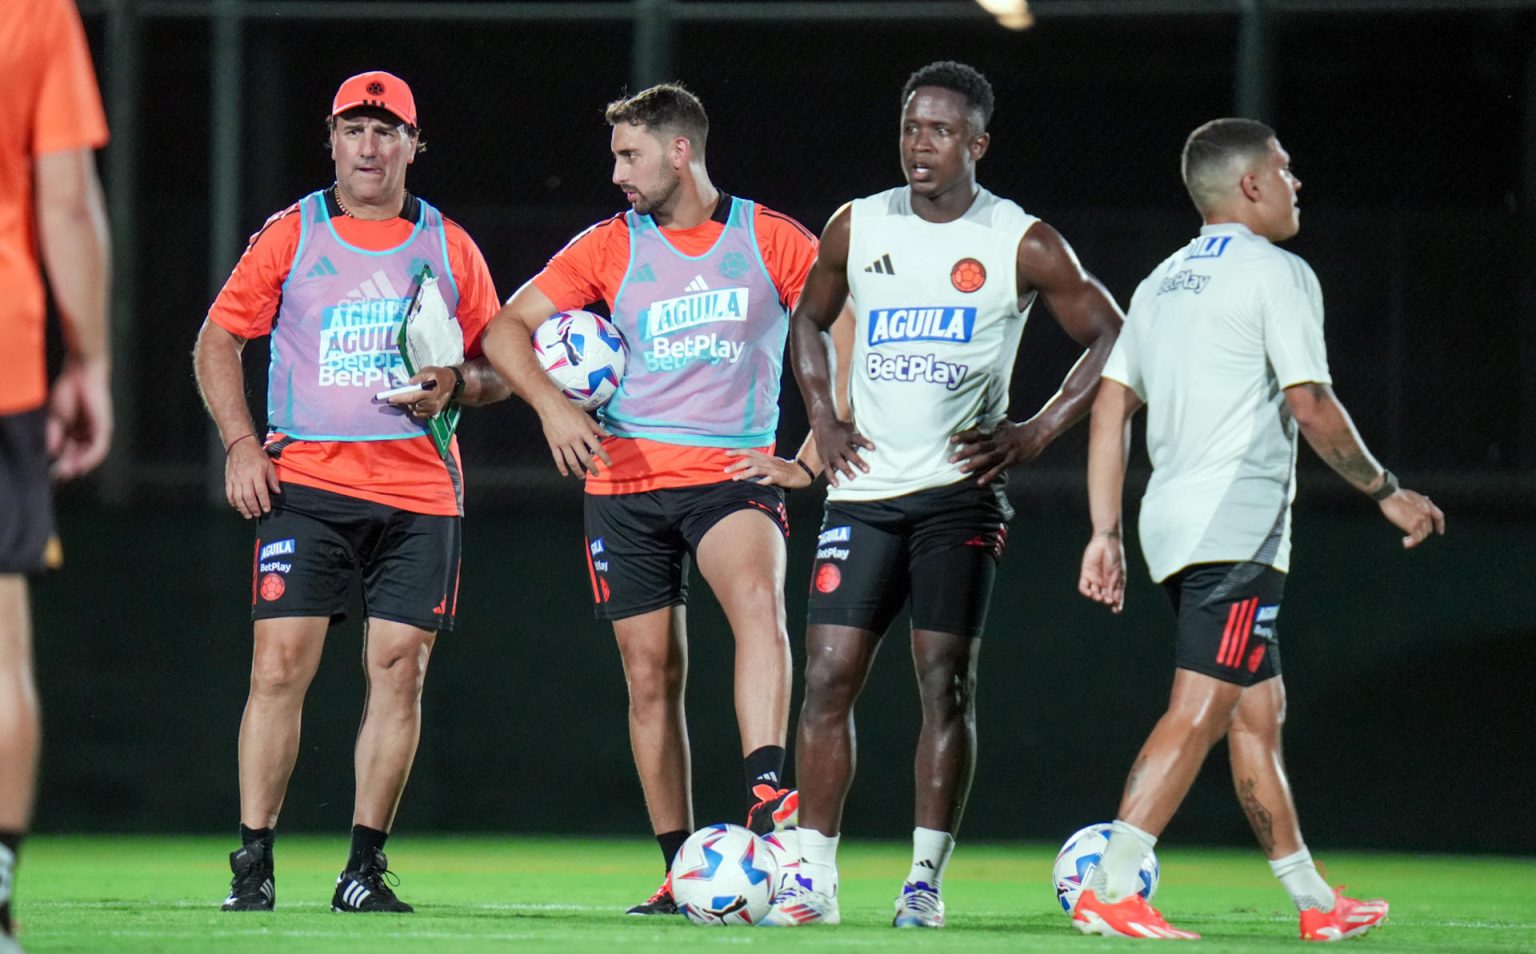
[1103,223,1331,582]
[832,186,1038,502]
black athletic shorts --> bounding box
[583,480,789,621]
[1163,562,1285,686]
[0,408,60,575]
[251,483,462,632]
[806,479,1012,639]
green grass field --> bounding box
[11,835,1533,952]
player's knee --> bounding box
[623,657,683,711]
[802,654,862,712]
[916,665,976,718]
[248,649,309,698]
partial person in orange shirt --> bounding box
[480,82,821,915]
[0,0,111,943]
[192,71,507,915]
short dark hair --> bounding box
[1181,118,1275,212]
[604,82,709,156]
[901,61,995,133]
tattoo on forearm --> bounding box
[1323,447,1380,487]
[1123,755,1147,800]
[1238,778,1275,853]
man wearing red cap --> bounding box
[193,70,506,914]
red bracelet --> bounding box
[225,433,257,454]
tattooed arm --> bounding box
[1284,382,1445,548]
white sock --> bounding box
[905,827,955,891]
[1095,820,1158,903]
[796,827,840,895]
[1269,847,1334,912]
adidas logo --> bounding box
[629,264,657,283]
[684,274,710,293]
[863,253,895,275]
[304,256,339,279]
[338,877,373,908]
[343,269,403,300]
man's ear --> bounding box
[1239,170,1262,203]
[671,136,692,169]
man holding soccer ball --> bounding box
[1073,118,1444,940]
[193,71,507,914]
[480,83,819,915]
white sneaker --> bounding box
[760,871,840,926]
[892,880,945,928]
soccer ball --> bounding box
[531,309,626,410]
[1052,822,1159,914]
[671,823,779,926]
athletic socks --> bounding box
[657,829,690,872]
[239,824,273,849]
[796,827,841,893]
[1269,847,1335,912]
[346,824,388,873]
[743,745,786,795]
[0,830,20,935]
[1090,819,1159,902]
[905,827,955,890]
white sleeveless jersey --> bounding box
[832,186,1038,502]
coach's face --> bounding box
[612,122,682,218]
[331,110,417,210]
[1251,138,1302,241]
[900,86,989,200]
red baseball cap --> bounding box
[331,71,417,127]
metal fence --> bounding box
[70,0,1536,511]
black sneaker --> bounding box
[331,849,413,913]
[222,841,274,911]
[625,873,678,915]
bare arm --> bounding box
[193,319,279,518]
[1078,379,1143,613]
[1285,382,1445,547]
[479,281,610,477]
[789,204,872,487]
[35,148,111,479]
[950,221,1124,484]
[383,356,511,420]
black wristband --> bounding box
[447,365,465,399]
[796,459,817,483]
[1368,469,1399,501]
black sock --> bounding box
[1,830,21,935]
[240,825,274,849]
[744,745,786,798]
[657,829,690,872]
[346,825,389,872]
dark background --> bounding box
[36,1,1536,854]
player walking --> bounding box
[763,61,1123,928]
[1073,117,1443,941]
[194,71,506,914]
[479,83,815,915]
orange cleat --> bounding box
[1299,887,1389,942]
[1072,889,1201,940]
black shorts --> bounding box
[583,480,789,621]
[0,408,59,575]
[806,480,1012,639]
[251,483,462,632]
[1164,562,1285,686]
